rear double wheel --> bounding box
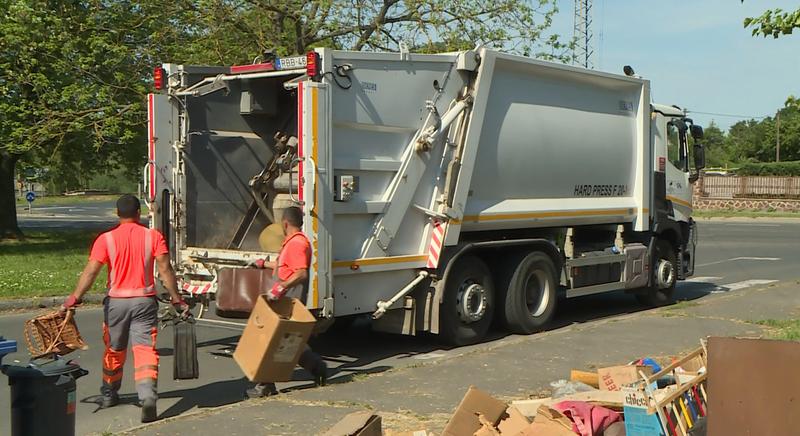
[440,256,495,346]
[499,252,558,334]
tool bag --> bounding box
[172,316,199,380]
[24,310,88,358]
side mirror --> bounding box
[690,125,704,140]
[693,143,706,170]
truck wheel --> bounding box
[440,256,495,346]
[501,252,558,334]
[636,240,677,307]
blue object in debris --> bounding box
[638,357,662,373]
[0,337,18,365]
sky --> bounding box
[548,0,800,130]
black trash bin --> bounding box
[2,358,88,436]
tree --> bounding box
[174,0,571,64]
[0,0,193,238]
[1,0,568,238]
[700,121,730,167]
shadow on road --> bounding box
[549,281,717,329]
[158,378,252,419]
[99,282,717,421]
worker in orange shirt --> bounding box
[245,206,328,398]
[61,195,188,423]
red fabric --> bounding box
[553,401,622,436]
[90,223,168,296]
[275,232,310,282]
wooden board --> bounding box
[707,337,800,436]
[570,369,600,388]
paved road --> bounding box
[17,200,141,230]
[0,220,797,435]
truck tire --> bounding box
[501,252,558,334]
[440,256,495,346]
[636,239,677,307]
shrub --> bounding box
[736,161,800,176]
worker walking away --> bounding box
[61,195,188,423]
[245,206,328,398]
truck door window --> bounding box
[667,123,681,168]
[667,121,688,171]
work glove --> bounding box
[171,297,191,319]
[60,294,81,312]
[267,283,286,301]
[248,259,266,269]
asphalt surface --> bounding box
[17,200,140,230]
[0,219,798,435]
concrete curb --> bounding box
[0,294,105,311]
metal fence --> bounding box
[701,175,800,199]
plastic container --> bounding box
[2,358,88,436]
[0,337,16,365]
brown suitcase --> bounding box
[216,268,276,317]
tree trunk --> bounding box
[0,152,23,239]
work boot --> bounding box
[313,360,329,387]
[101,389,119,408]
[140,397,158,423]
[245,382,278,399]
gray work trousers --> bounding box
[102,297,159,401]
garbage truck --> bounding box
[145,47,705,345]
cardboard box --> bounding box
[497,406,530,435]
[598,365,652,391]
[520,406,576,436]
[442,386,508,436]
[321,411,382,436]
[233,296,316,382]
[622,387,665,436]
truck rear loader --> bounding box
[146,47,705,345]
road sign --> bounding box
[25,191,36,202]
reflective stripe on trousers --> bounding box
[102,296,159,401]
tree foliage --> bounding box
[744,6,800,38]
[174,0,571,65]
[699,103,800,168]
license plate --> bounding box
[276,56,307,70]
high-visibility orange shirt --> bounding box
[90,222,169,297]
[275,232,311,282]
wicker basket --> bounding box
[24,310,88,358]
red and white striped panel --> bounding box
[426,220,447,269]
[182,282,212,295]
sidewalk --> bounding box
[123,281,800,436]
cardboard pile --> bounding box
[315,337,800,435]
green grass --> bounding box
[694,209,800,219]
[755,319,800,341]
[0,230,105,298]
[664,300,701,311]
